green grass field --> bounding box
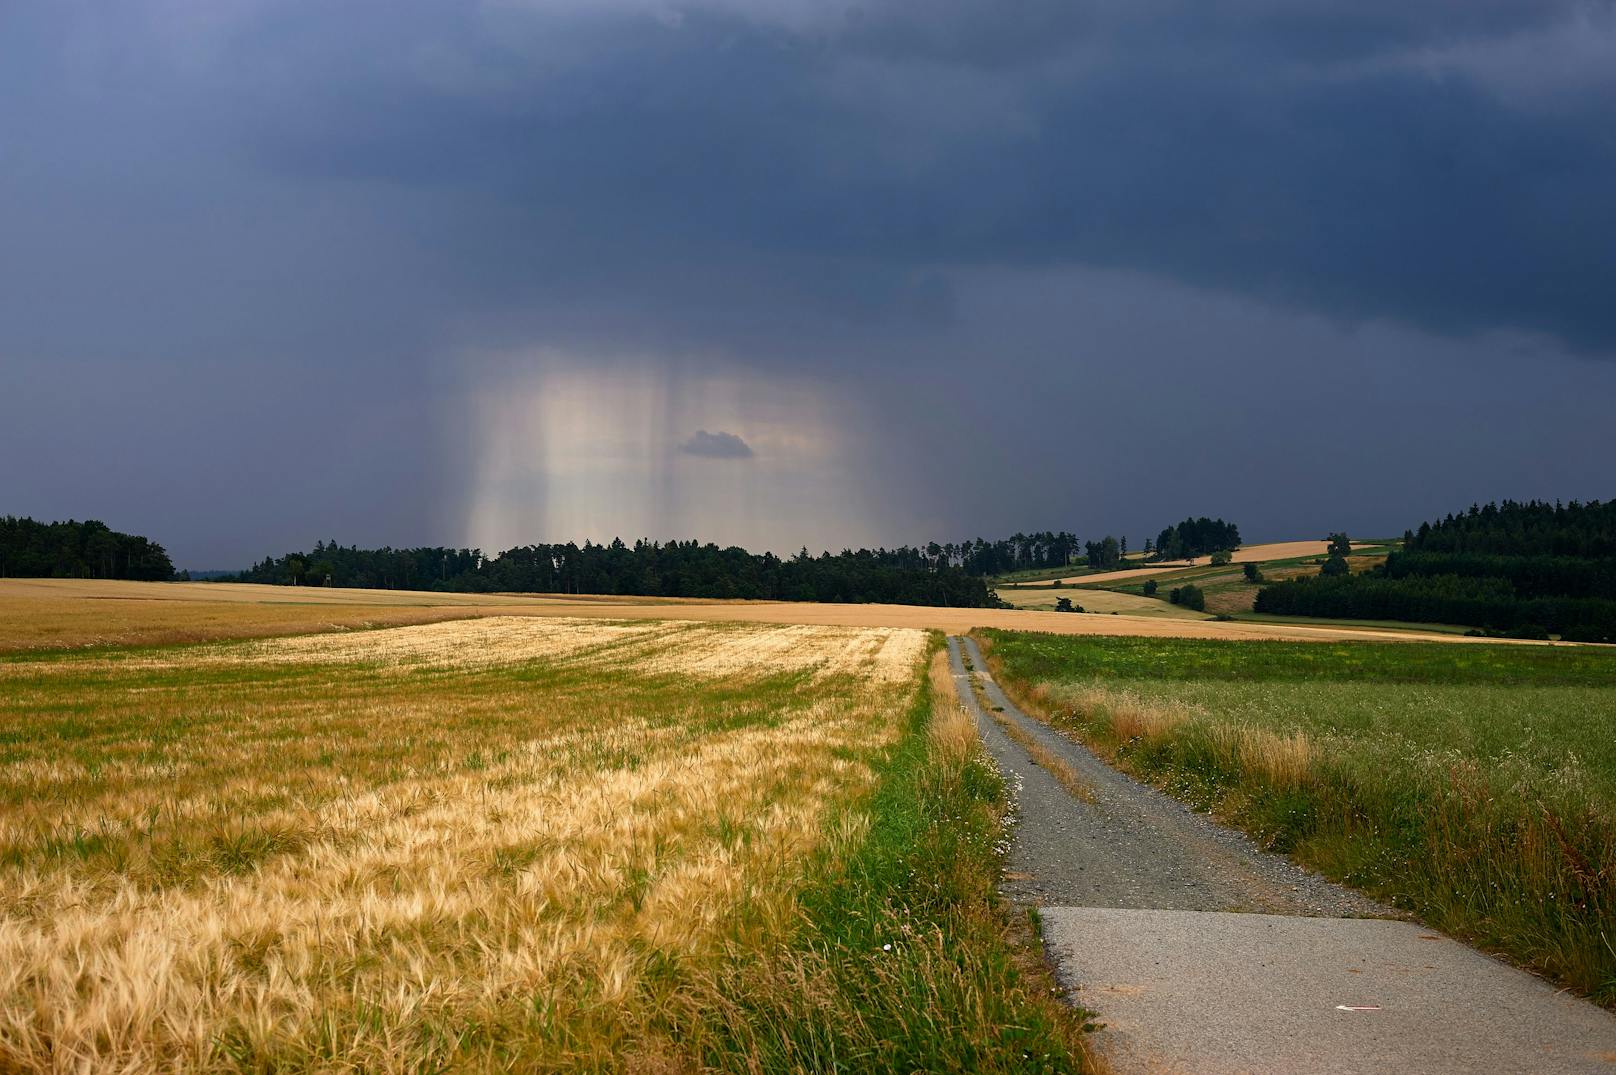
[1229,612,1474,635]
[977,629,1616,1003]
[0,617,1089,1071]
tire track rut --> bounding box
[947,635,1384,917]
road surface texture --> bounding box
[948,636,1616,1075]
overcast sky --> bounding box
[5,1,1614,567]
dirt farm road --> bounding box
[947,636,1616,1074]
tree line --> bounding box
[968,517,1247,577]
[1255,501,1616,642]
[933,532,1082,576]
[0,516,175,581]
[236,538,998,607]
[1405,498,1616,558]
[1254,572,1616,642]
[1383,551,1616,601]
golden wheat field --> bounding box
[0,616,930,1071]
[0,578,1520,650]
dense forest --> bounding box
[0,517,175,581]
[1255,500,1616,642]
[235,539,998,606]
[1404,498,1616,558]
[1383,552,1616,601]
[1150,517,1241,560]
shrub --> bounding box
[1320,555,1350,577]
[1242,562,1263,583]
[1142,579,1159,597]
[1210,550,1233,566]
[1168,584,1206,612]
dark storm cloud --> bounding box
[679,431,754,460]
[3,1,1613,565]
[7,0,1612,362]
[173,0,1614,351]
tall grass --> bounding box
[976,629,1616,1005]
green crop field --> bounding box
[0,617,1088,1072]
[977,629,1616,1003]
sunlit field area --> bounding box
[0,617,1086,1072]
[0,578,1515,657]
[993,585,1209,619]
[978,629,1616,1003]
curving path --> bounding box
[948,636,1616,1074]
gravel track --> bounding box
[948,635,1616,1073]
[947,635,1385,917]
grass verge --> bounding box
[975,628,1616,1006]
[681,646,1094,1071]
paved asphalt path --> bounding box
[948,635,1616,1074]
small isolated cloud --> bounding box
[679,429,754,459]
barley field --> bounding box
[0,615,1087,1071]
[2,618,908,1069]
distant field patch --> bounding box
[0,580,707,653]
[0,593,484,653]
[994,586,1208,619]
